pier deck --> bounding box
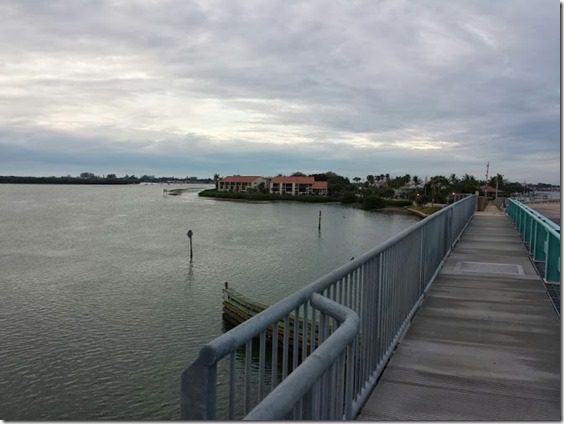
[358,212,561,420]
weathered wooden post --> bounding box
[318,210,322,231]
[187,229,193,259]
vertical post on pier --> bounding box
[318,210,322,231]
[495,178,499,207]
[187,229,193,260]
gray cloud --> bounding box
[0,0,559,183]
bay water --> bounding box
[0,184,417,420]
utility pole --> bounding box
[485,162,490,185]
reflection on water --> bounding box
[0,184,417,420]
[186,260,195,284]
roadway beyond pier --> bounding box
[358,211,561,420]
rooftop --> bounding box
[222,176,262,183]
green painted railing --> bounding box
[506,199,560,283]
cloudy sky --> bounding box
[0,0,560,183]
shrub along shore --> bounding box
[198,189,421,216]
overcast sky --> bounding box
[0,0,560,183]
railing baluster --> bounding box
[322,369,329,420]
[310,306,317,353]
[229,352,235,420]
[271,321,279,389]
[351,268,359,398]
[336,352,344,419]
[377,252,384,367]
[361,263,368,387]
[259,330,266,401]
[385,249,392,355]
[346,272,351,310]
[356,266,363,396]
[244,340,252,414]
[283,316,289,379]
[339,277,344,306]
[312,380,320,419]
[393,244,400,337]
[345,342,355,419]
[331,362,337,419]
[293,307,299,372]
[320,311,327,343]
[302,386,313,420]
[302,302,309,361]
[368,257,377,377]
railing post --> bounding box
[344,342,355,420]
[546,233,560,282]
[418,227,424,295]
[534,225,547,262]
[180,357,217,420]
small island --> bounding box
[199,171,558,218]
[200,171,455,217]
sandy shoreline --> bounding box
[529,202,561,225]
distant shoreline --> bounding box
[0,176,213,185]
[198,189,428,218]
[198,188,339,203]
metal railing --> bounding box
[180,195,477,420]
[506,198,560,283]
[245,294,359,420]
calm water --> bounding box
[0,184,417,420]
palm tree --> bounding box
[489,173,504,190]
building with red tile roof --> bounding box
[222,176,262,183]
[270,176,327,196]
[218,176,266,192]
[312,180,329,195]
[218,175,328,196]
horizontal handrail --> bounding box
[244,294,360,420]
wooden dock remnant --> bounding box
[223,282,269,326]
[222,282,321,351]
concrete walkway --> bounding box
[358,213,561,421]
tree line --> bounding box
[276,171,556,207]
[0,173,214,185]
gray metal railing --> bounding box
[180,195,477,420]
[245,293,359,420]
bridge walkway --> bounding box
[358,212,561,420]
